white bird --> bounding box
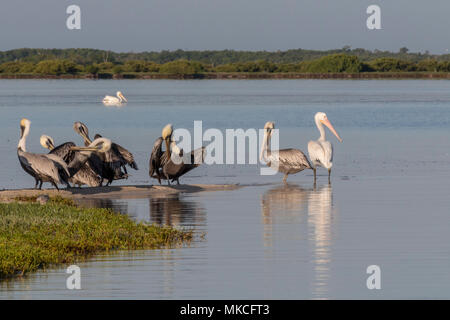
[102,91,127,106]
[260,121,312,183]
[308,112,342,183]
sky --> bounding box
[0,0,449,53]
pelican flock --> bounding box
[17,119,111,190]
[102,91,127,106]
[15,100,342,190]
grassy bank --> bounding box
[0,197,192,279]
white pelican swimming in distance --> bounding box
[260,121,312,183]
[308,112,342,183]
[102,91,127,106]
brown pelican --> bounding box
[307,112,342,183]
[40,135,101,187]
[17,119,70,190]
[102,91,127,106]
[73,122,131,186]
[94,133,138,174]
[260,121,312,183]
[149,124,205,185]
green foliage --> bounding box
[417,59,439,72]
[0,201,192,278]
[123,60,160,72]
[306,54,363,73]
[159,59,205,74]
[34,59,81,75]
[0,61,35,73]
[369,58,417,72]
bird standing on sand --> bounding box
[40,135,101,187]
[307,112,342,183]
[260,121,312,183]
[17,119,70,190]
[149,124,205,185]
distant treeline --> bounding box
[2,48,450,76]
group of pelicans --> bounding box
[16,111,342,190]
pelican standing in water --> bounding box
[260,121,312,183]
[149,124,205,185]
[40,135,102,187]
[17,119,70,190]
[102,91,127,106]
[308,112,342,183]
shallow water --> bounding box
[1,80,450,299]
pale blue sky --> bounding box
[0,0,449,53]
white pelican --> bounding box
[308,112,342,183]
[102,91,127,106]
[260,121,312,183]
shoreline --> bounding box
[0,184,242,202]
[1,72,450,80]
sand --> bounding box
[0,184,242,203]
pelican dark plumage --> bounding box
[94,133,138,174]
[260,121,312,183]
[40,135,101,187]
[17,119,70,190]
[73,122,131,186]
[149,124,205,185]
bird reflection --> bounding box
[261,183,334,299]
[148,194,206,227]
[74,198,129,214]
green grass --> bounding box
[0,199,192,279]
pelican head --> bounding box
[260,121,275,161]
[117,91,127,103]
[70,137,112,153]
[315,112,342,142]
[73,121,91,143]
[18,118,31,151]
[20,118,31,135]
[162,124,173,141]
[264,121,275,136]
[40,135,55,150]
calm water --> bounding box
[1,79,450,299]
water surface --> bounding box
[1,80,450,299]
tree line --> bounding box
[2,53,450,76]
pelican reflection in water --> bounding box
[148,194,206,227]
[261,183,335,299]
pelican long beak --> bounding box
[120,93,127,102]
[321,119,343,142]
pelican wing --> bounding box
[308,140,333,168]
[269,148,312,170]
[112,143,138,170]
[49,142,76,163]
[149,137,164,179]
[19,152,68,184]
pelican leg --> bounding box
[38,181,43,190]
[176,178,180,185]
[51,181,59,191]
[328,168,331,184]
[283,174,288,183]
[34,179,39,189]
[313,168,317,183]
